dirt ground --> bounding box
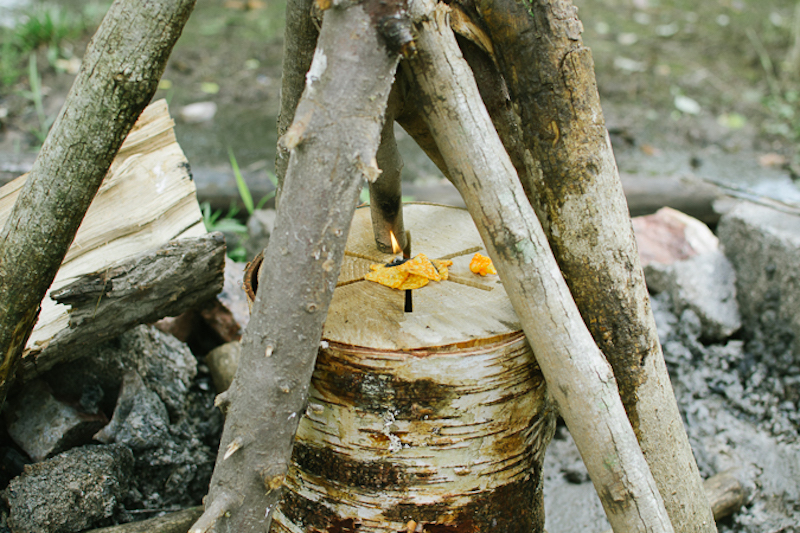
[1,1,800,532]
[2,0,800,192]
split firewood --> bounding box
[0,0,197,410]
[402,1,672,531]
[0,99,212,384]
[17,233,225,381]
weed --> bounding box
[203,149,279,262]
[0,3,93,91]
[201,201,249,262]
[19,54,54,143]
[228,147,278,213]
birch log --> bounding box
[0,0,196,411]
[191,2,401,531]
[468,1,716,530]
[402,1,672,531]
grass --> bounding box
[0,4,90,91]
[202,148,279,262]
[19,54,53,143]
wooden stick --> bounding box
[191,2,401,531]
[403,1,672,531]
[0,0,196,412]
[274,0,319,205]
[466,0,716,530]
[84,507,203,533]
[600,470,746,532]
[369,87,408,254]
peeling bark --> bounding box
[192,2,400,531]
[402,1,672,531]
[0,0,195,411]
[466,0,716,530]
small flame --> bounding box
[389,231,401,255]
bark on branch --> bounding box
[274,0,319,203]
[467,0,716,530]
[191,2,401,531]
[402,1,672,530]
[0,0,196,411]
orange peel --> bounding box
[366,253,453,290]
[469,252,497,276]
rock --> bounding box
[633,207,741,341]
[4,380,107,462]
[44,325,197,419]
[153,313,196,343]
[717,200,800,363]
[632,206,719,266]
[155,260,248,348]
[94,372,170,451]
[245,208,276,260]
[35,325,220,514]
[177,101,217,123]
[205,341,241,393]
[0,448,29,490]
[4,444,133,533]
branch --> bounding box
[274,0,319,204]
[467,0,716,530]
[368,86,408,253]
[85,507,203,533]
[0,0,196,411]
[403,1,672,530]
[191,1,400,530]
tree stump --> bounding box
[252,204,556,533]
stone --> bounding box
[178,101,217,123]
[633,207,741,341]
[44,325,197,419]
[205,341,241,393]
[4,444,133,533]
[4,380,107,462]
[245,208,276,260]
[717,200,800,363]
[632,206,719,266]
[94,371,170,451]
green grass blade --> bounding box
[228,147,254,215]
